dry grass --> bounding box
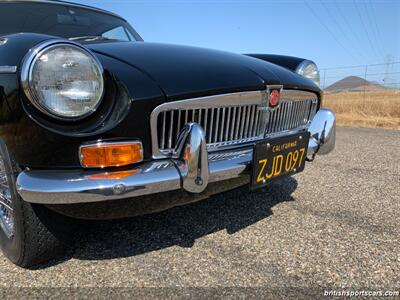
[323,90,400,129]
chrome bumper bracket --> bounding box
[178,123,209,193]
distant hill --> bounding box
[325,76,385,92]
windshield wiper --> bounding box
[69,36,114,42]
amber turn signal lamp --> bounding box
[80,142,143,168]
[184,145,191,162]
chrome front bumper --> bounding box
[16,109,335,205]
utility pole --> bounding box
[364,65,368,101]
[384,55,394,88]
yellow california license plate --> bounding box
[251,132,310,189]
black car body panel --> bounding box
[89,42,273,99]
[245,54,307,72]
[88,42,320,100]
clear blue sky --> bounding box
[73,0,400,86]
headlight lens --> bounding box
[23,42,104,119]
[295,60,320,86]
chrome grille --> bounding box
[158,105,263,149]
[151,90,318,158]
[265,99,316,134]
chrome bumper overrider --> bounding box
[16,109,335,205]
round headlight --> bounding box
[295,60,320,86]
[21,41,104,119]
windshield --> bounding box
[0,2,142,42]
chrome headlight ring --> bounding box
[295,60,320,86]
[21,39,104,120]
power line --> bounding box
[320,61,400,89]
[382,82,400,86]
[362,0,385,58]
[320,61,400,71]
[304,1,363,64]
[353,0,381,61]
[320,1,368,62]
[332,1,369,62]
[322,71,400,80]
[367,0,386,58]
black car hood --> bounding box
[87,41,317,100]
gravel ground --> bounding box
[0,127,399,298]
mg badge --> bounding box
[259,85,283,111]
[269,89,280,108]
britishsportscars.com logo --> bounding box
[324,290,399,297]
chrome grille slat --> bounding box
[298,101,304,126]
[209,108,214,143]
[177,110,182,136]
[152,90,318,156]
[290,101,297,129]
[167,110,174,149]
[288,101,294,129]
[307,101,312,120]
[268,109,276,133]
[298,102,303,125]
[248,105,255,138]
[230,106,237,140]
[276,104,283,132]
[282,102,289,131]
[252,108,260,136]
[274,106,282,132]
[292,101,298,128]
[273,107,280,133]
[161,111,166,149]
[292,101,297,128]
[244,105,251,138]
[220,108,226,142]
[225,107,231,141]
[278,102,284,132]
[266,110,272,133]
[214,108,220,143]
[239,106,246,139]
[303,101,309,123]
[204,108,208,140]
[273,108,278,132]
[293,102,300,127]
[235,106,241,140]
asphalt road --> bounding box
[0,127,399,298]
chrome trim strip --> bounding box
[0,66,17,74]
[17,109,335,205]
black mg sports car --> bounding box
[0,0,335,268]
